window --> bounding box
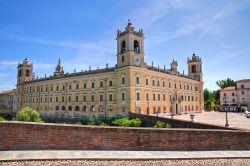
[122,55,124,62]
[232,93,235,96]
[62,85,65,90]
[75,96,78,102]
[68,96,71,102]
[100,94,103,102]
[187,85,190,90]
[69,84,72,90]
[146,78,149,86]
[180,84,182,89]
[241,91,245,95]
[136,76,140,84]
[169,82,171,88]
[157,80,160,87]
[152,80,155,86]
[175,83,177,89]
[181,95,184,101]
[121,41,126,53]
[146,93,149,101]
[100,81,104,88]
[56,97,58,102]
[195,86,198,91]
[134,40,140,53]
[76,84,79,90]
[109,80,112,87]
[83,83,87,89]
[232,98,235,102]
[91,95,95,102]
[163,94,166,101]
[122,76,125,84]
[109,94,113,101]
[192,96,194,101]
[163,81,165,87]
[91,82,95,88]
[158,94,160,101]
[45,97,47,103]
[188,96,190,101]
[191,65,196,73]
[136,92,140,101]
[56,86,59,91]
[83,95,86,102]
[153,94,156,101]
[62,96,64,102]
[25,69,30,76]
[224,93,226,96]
[122,92,125,101]
[241,84,244,89]
[50,97,52,102]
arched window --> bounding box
[134,40,140,53]
[26,70,30,76]
[121,41,126,53]
[75,106,79,111]
[82,106,87,111]
[68,106,72,111]
[191,65,196,73]
[18,70,22,77]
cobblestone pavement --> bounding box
[1,159,250,166]
[160,111,250,129]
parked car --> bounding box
[245,110,250,118]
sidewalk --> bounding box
[0,150,250,161]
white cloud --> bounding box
[0,60,18,66]
[131,0,172,29]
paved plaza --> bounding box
[160,111,250,130]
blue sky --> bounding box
[0,0,250,91]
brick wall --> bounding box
[129,112,237,130]
[0,122,250,151]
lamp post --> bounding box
[170,98,174,119]
[223,96,229,127]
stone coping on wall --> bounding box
[0,121,247,132]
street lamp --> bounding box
[170,98,174,119]
[223,96,229,127]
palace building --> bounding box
[16,21,204,119]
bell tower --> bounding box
[116,20,144,68]
[17,58,33,84]
[187,53,202,81]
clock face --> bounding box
[134,55,141,66]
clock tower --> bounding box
[116,20,144,68]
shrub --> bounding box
[112,118,142,127]
[0,116,5,122]
[87,118,96,125]
[99,122,108,126]
[75,121,82,125]
[165,123,171,128]
[130,118,142,127]
[153,120,165,128]
[15,107,43,122]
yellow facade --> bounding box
[17,21,204,119]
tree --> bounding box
[15,107,43,122]
[216,78,236,89]
[204,88,210,101]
